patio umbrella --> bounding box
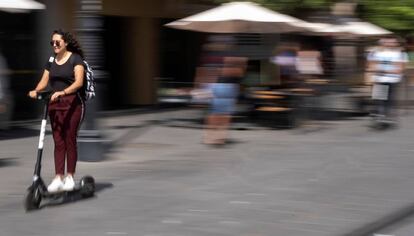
[0,0,45,13]
[300,22,345,35]
[338,21,392,36]
[301,20,392,37]
[165,1,308,33]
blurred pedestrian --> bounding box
[191,40,224,106]
[202,39,247,145]
[294,43,324,128]
[28,29,85,192]
[270,43,299,87]
[296,43,324,82]
[404,36,414,108]
[366,36,408,124]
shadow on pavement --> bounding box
[0,157,19,167]
[0,128,51,140]
[110,121,159,149]
[343,202,414,236]
[39,182,114,209]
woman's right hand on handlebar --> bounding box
[28,90,37,99]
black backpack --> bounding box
[49,54,96,101]
[81,60,96,101]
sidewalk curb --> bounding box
[343,202,414,236]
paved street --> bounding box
[1,108,414,236]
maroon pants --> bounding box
[48,94,84,175]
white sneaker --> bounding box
[62,175,75,191]
[47,177,64,193]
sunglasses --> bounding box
[50,40,62,47]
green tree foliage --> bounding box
[359,0,414,33]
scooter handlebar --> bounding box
[36,91,53,101]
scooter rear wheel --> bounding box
[79,176,95,198]
[24,188,41,211]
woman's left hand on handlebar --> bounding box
[28,90,37,99]
[50,91,65,102]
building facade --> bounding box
[35,0,215,110]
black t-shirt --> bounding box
[45,53,83,91]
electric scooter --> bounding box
[24,91,95,211]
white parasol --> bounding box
[337,21,392,36]
[165,1,308,33]
[0,0,45,13]
[302,20,392,36]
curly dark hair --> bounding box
[52,29,84,59]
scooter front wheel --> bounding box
[24,187,41,211]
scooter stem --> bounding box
[34,100,49,177]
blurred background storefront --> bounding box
[6,0,334,120]
[6,0,217,122]
[3,0,412,124]
[0,9,40,121]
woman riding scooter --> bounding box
[28,29,85,192]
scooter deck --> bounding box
[42,185,82,198]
